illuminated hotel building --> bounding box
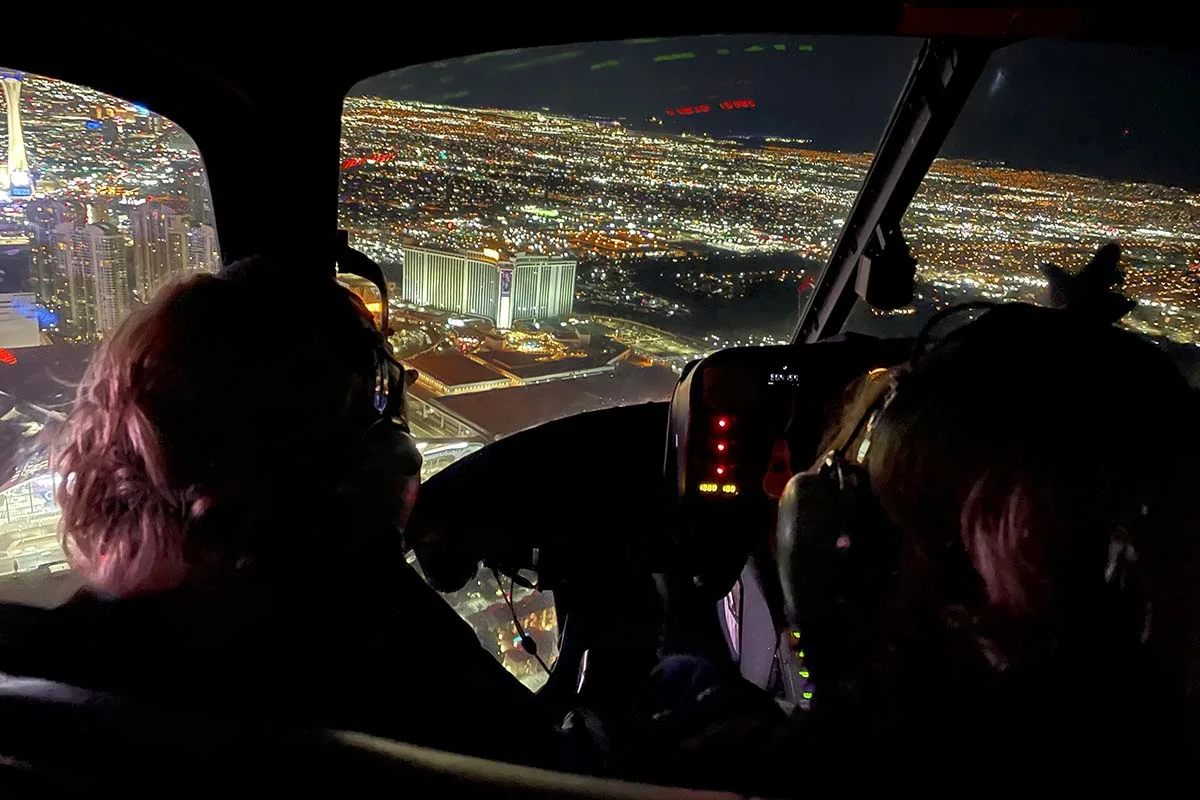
[131,204,219,302]
[401,246,576,328]
[511,254,577,323]
[52,222,128,341]
[187,224,221,274]
[131,202,187,300]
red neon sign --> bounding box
[340,152,398,169]
[665,98,755,117]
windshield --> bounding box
[340,35,920,472]
[341,34,919,690]
[842,40,1200,368]
[0,69,217,594]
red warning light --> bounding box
[717,417,728,428]
[716,442,726,452]
[716,466,725,476]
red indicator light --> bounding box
[716,466,725,476]
[717,418,728,428]
[716,442,726,452]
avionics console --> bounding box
[664,337,910,599]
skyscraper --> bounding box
[54,222,128,341]
[171,159,214,227]
[130,201,188,300]
[166,219,189,278]
[27,199,82,311]
[1,74,32,198]
[402,246,505,322]
[401,246,576,328]
[187,224,220,273]
[511,254,577,324]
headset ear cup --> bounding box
[777,459,895,682]
[364,419,423,480]
[344,419,423,536]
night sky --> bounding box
[353,35,1200,190]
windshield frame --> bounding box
[793,36,995,343]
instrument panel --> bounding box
[664,338,909,597]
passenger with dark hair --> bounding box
[784,301,1200,768]
[0,258,555,766]
[622,255,1200,789]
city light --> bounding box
[2,46,1199,695]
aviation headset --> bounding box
[777,302,1155,689]
[335,240,423,538]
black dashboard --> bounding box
[406,334,911,701]
[663,336,911,600]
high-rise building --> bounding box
[187,224,220,274]
[402,246,505,322]
[401,246,576,328]
[54,222,128,341]
[166,220,189,278]
[511,254,577,324]
[130,201,188,300]
[49,223,75,330]
[26,199,79,310]
[1,74,32,198]
[171,159,214,227]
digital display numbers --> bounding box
[767,371,802,386]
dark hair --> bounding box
[860,305,1199,660]
[52,258,384,595]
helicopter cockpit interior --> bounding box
[0,7,1198,795]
